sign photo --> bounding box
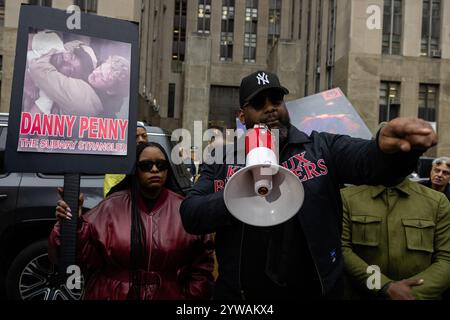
[19,27,132,156]
[6,5,139,173]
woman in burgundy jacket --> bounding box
[48,142,215,300]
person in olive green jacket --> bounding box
[341,177,450,300]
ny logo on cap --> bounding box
[256,72,270,86]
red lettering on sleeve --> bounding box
[293,152,310,166]
[304,162,322,180]
[214,180,225,192]
[317,159,328,175]
[227,166,238,179]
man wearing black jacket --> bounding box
[180,71,437,300]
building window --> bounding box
[289,0,302,40]
[0,55,2,102]
[0,0,5,27]
[304,0,312,96]
[290,0,295,40]
[209,86,240,129]
[299,0,303,39]
[379,82,401,123]
[244,0,258,63]
[382,0,402,55]
[28,0,52,6]
[173,0,187,68]
[74,0,97,13]
[418,84,438,122]
[0,126,5,174]
[168,84,176,118]
[326,0,337,90]
[198,0,211,34]
[315,0,323,93]
[268,0,280,47]
[220,0,235,62]
[421,0,441,57]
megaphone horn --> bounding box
[224,124,304,227]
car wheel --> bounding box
[6,239,84,300]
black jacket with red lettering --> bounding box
[180,125,422,299]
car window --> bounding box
[417,157,434,178]
[0,126,6,150]
[0,127,6,175]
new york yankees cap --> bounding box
[239,70,289,107]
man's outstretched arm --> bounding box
[325,118,437,186]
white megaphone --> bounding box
[224,124,304,227]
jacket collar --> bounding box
[370,178,411,198]
[138,188,169,215]
[287,125,311,145]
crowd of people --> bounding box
[48,70,450,300]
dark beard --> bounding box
[244,111,291,145]
[278,114,291,146]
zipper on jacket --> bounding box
[141,214,153,300]
[281,141,323,292]
[279,143,325,296]
[236,136,288,299]
[311,249,325,295]
[147,215,153,273]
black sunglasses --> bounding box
[137,160,170,172]
[246,91,284,110]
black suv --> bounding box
[0,113,192,300]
